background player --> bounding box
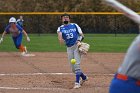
[16,15,24,28]
[57,13,88,89]
[0,17,30,56]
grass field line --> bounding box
[0,86,68,90]
[0,73,114,76]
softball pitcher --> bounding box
[0,17,30,56]
[109,34,140,93]
[57,14,88,89]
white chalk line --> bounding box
[0,73,114,90]
[0,87,68,90]
[0,72,114,76]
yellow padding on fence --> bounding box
[0,12,140,15]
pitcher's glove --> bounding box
[77,42,90,55]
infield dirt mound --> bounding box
[0,52,124,93]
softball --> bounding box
[71,59,76,64]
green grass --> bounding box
[0,34,137,52]
[84,34,136,52]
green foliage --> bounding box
[0,0,139,12]
[0,0,139,33]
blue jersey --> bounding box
[57,23,82,47]
[5,24,23,37]
[17,19,24,28]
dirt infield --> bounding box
[0,52,125,93]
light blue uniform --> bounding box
[57,23,87,83]
[110,35,140,93]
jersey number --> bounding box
[66,33,73,39]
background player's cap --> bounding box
[61,13,70,19]
[9,17,16,23]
